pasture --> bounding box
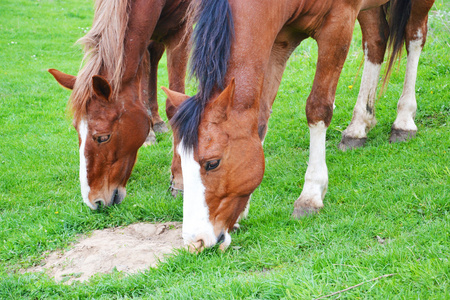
[1,0,449,298]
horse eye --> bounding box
[96,135,111,144]
[205,159,221,171]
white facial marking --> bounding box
[79,120,95,209]
[393,30,423,131]
[343,42,381,138]
[298,121,328,207]
[177,141,217,247]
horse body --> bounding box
[50,0,191,209]
[166,0,433,250]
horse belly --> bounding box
[360,0,389,11]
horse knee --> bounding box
[305,100,334,127]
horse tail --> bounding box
[382,0,412,88]
[171,0,234,149]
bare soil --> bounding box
[27,222,183,284]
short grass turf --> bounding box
[0,0,449,298]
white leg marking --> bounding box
[177,141,217,248]
[392,30,423,131]
[298,121,328,207]
[343,44,381,138]
[78,120,95,209]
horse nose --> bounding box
[217,232,225,244]
[94,199,105,209]
[112,188,124,205]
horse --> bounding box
[163,0,435,251]
[339,0,435,150]
[49,0,191,210]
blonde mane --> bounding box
[70,0,130,122]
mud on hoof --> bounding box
[153,121,169,133]
[143,130,157,146]
[292,206,320,219]
[338,135,367,151]
[389,128,416,143]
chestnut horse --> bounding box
[49,0,190,209]
[163,0,435,250]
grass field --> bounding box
[1,0,449,298]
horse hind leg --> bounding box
[339,8,389,151]
[390,1,433,143]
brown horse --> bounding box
[163,0,435,250]
[49,0,191,209]
[339,0,435,150]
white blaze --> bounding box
[79,120,95,209]
[177,141,217,247]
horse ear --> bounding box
[208,78,235,122]
[92,75,112,101]
[48,69,76,90]
[161,87,190,120]
[161,87,190,108]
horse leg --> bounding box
[293,15,356,218]
[164,23,190,197]
[235,36,303,226]
[147,41,168,134]
[164,22,190,120]
[390,0,434,142]
[339,8,389,150]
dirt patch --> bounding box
[27,222,184,283]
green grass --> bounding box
[1,0,449,298]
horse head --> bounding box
[165,79,265,251]
[49,69,150,209]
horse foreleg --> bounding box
[164,24,190,196]
[293,15,356,218]
[164,23,190,121]
[147,41,168,134]
[390,0,433,142]
[339,8,389,150]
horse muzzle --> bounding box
[89,187,126,209]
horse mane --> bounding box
[70,0,131,123]
[382,0,412,90]
[171,0,234,150]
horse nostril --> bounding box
[94,199,104,208]
[217,232,225,244]
[112,188,124,205]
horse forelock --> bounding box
[174,0,234,149]
[170,95,204,151]
[69,0,131,123]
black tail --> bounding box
[383,0,412,87]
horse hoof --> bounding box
[143,130,157,146]
[389,129,416,143]
[169,186,183,197]
[292,206,320,219]
[153,121,169,133]
[338,136,367,151]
